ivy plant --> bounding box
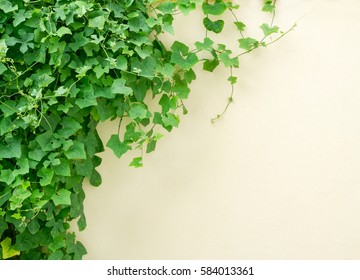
[0,0,292,259]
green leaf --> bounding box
[124,123,142,142]
[48,235,66,251]
[9,187,31,210]
[28,148,47,162]
[48,250,64,260]
[0,62,7,75]
[88,15,106,29]
[129,157,143,168]
[159,95,177,114]
[171,41,189,55]
[115,55,128,71]
[218,50,239,67]
[173,80,190,99]
[77,214,87,231]
[128,104,151,120]
[203,17,224,34]
[202,0,227,15]
[90,169,102,187]
[203,59,219,72]
[170,51,198,71]
[111,78,133,96]
[51,189,72,206]
[239,37,259,51]
[13,157,30,176]
[162,113,180,128]
[184,69,196,83]
[234,21,246,32]
[137,56,156,78]
[260,23,279,36]
[36,131,53,152]
[106,135,131,159]
[75,83,97,108]
[0,0,18,13]
[38,168,54,186]
[28,219,40,234]
[262,0,275,13]
[69,32,90,51]
[53,158,71,177]
[64,142,87,160]
[0,100,16,117]
[57,117,82,138]
[228,75,238,84]
[75,159,93,178]
[156,2,176,14]
[66,236,87,260]
[0,137,21,158]
[13,9,30,27]
[195,37,214,51]
[0,170,15,185]
[56,26,72,38]
[0,218,8,237]
[1,238,20,259]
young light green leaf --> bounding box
[129,157,143,168]
[234,21,246,32]
[238,37,259,51]
[218,50,239,67]
[1,238,20,259]
[262,0,275,13]
[195,37,214,51]
[56,27,72,38]
[0,0,18,13]
[260,23,279,36]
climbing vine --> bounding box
[0,0,292,259]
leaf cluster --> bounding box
[0,0,288,259]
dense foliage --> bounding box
[0,0,289,259]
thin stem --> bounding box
[229,8,245,39]
[211,67,235,123]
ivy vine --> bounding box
[0,0,293,259]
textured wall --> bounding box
[77,0,360,259]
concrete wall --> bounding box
[77,0,360,259]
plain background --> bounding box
[76,0,360,259]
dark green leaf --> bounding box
[203,58,219,72]
[64,142,87,160]
[51,189,72,206]
[202,0,227,15]
[203,17,224,34]
[106,135,131,159]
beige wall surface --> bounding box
[77,0,360,259]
